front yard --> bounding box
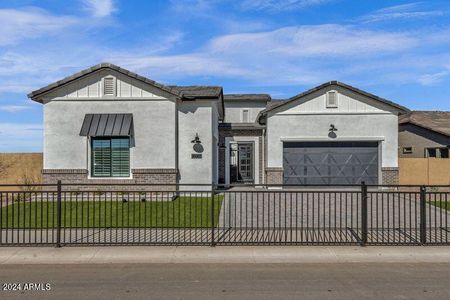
[0,196,223,228]
[431,201,450,211]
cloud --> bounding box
[240,0,331,11]
[0,7,79,46]
[82,0,116,17]
[418,68,450,86]
[0,105,30,113]
[207,25,417,57]
[101,24,426,87]
[360,2,447,23]
[0,123,42,152]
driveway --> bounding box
[217,188,450,244]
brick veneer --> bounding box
[218,127,264,184]
[265,167,283,185]
[381,167,399,185]
[42,168,177,191]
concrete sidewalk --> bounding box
[1,246,450,264]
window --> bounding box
[91,137,130,177]
[425,147,450,158]
[103,77,115,96]
[326,91,338,108]
[402,147,413,154]
[242,109,249,122]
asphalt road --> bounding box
[1,263,450,299]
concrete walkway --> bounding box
[1,246,450,264]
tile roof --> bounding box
[224,94,271,102]
[28,63,182,101]
[28,63,223,102]
[169,86,223,98]
[399,111,450,137]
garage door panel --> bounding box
[283,142,379,185]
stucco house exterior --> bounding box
[28,63,408,187]
[399,111,450,159]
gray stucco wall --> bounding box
[44,100,176,171]
[224,101,266,123]
[178,100,215,187]
[399,124,450,158]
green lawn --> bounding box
[0,196,223,228]
[431,201,450,211]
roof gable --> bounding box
[28,63,184,102]
[258,81,409,122]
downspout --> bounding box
[262,128,266,185]
[175,98,180,194]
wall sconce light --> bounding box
[191,133,201,144]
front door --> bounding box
[230,143,254,183]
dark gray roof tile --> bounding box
[224,94,271,102]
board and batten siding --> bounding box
[41,69,168,101]
[277,86,390,115]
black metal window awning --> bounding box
[79,113,134,137]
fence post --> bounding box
[211,183,216,247]
[361,181,368,246]
[56,180,62,248]
[420,185,427,245]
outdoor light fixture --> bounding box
[191,133,201,144]
[329,124,338,132]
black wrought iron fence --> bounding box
[0,182,449,246]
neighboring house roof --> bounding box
[28,63,223,102]
[169,86,223,99]
[257,81,409,123]
[399,111,450,138]
[224,94,271,102]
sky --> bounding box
[0,0,450,152]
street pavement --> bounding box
[1,263,450,299]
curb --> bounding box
[1,246,450,264]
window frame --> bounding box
[402,147,413,154]
[90,136,131,178]
[425,147,450,159]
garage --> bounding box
[283,142,379,185]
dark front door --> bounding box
[230,143,254,183]
[283,142,379,185]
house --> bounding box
[28,63,408,187]
[399,111,450,158]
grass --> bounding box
[431,201,450,211]
[0,196,223,228]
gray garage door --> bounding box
[283,142,379,185]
